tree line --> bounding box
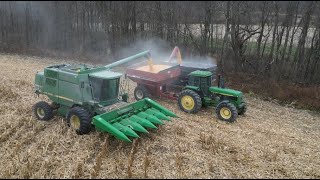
[0,1,319,84]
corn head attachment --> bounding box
[93,98,177,142]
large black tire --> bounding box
[178,89,202,114]
[32,101,54,121]
[67,106,92,135]
[238,102,247,115]
[134,86,150,101]
[216,101,238,122]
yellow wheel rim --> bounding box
[181,95,195,111]
[220,107,232,119]
[37,108,45,118]
[70,115,81,129]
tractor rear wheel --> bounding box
[67,107,92,135]
[134,86,150,101]
[178,89,202,114]
[32,101,54,121]
[216,101,238,122]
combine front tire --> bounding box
[178,89,202,114]
[32,101,54,121]
[67,107,92,135]
[216,101,238,122]
[134,86,150,101]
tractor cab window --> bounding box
[200,76,212,87]
[189,75,211,87]
[188,76,200,86]
[200,76,212,95]
[89,77,119,102]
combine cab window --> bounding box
[89,77,119,102]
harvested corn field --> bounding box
[0,53,320,179]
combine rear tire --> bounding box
[67,107,92,135]
[134,86,150,100]
[216,101,238,122]
[32,101,54,121]
[178,89,202,114]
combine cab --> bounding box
[32,51,178,142]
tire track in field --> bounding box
[0,117,48,158]
[0,120,25,143]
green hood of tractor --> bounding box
[209,87,243,97]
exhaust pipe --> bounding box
[217,74,225,88]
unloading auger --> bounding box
[32,50,178,142]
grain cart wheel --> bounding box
[238,102,247,115]
[67,107,92,135]
[134,86,150,100]
[32,101,54,121]
[178,89,202,114]
[216,101,238,122]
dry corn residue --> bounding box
[0,53,320,178]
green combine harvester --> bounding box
[32,51,177,142]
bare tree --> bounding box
[0,1,319,84]
[293,1,316,82]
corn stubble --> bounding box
[0,54,320,178]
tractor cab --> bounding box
[187,70,212,96]
[178,70,246,123]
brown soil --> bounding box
[0,53,319,178]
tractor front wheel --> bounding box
[238,102,247,115]
[216,101,238,122]
[32,101,54,121]
[178,89,202,114]
[134,86,150,101]
[67,107,92,135]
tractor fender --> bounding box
[184,85,200,91]
[219,100,231,104]
[209,87,242,97]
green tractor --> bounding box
[32,51,178,143]
[178,70,246,122]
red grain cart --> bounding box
[126,61,182,100]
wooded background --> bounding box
[0,1,319,84]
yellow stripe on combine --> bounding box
[43,92,80,104]
[58,95,74,102]
[218,93,237,97]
